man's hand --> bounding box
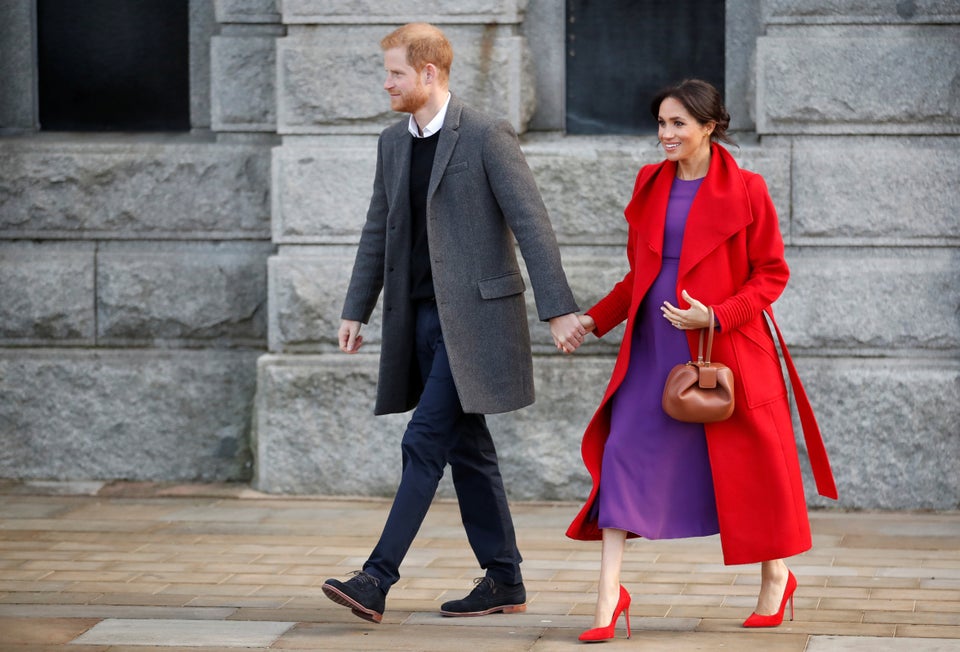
[549,312,587,354]
[338,319,364,353]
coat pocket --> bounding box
[443,161,469,177]
[478,271,526,299]
[731,320,788,408]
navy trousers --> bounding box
[363,301,523,592]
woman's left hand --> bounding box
[661,289,711,330]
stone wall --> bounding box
[253,0,960,510]
[1,0,957,509]
[0,0,274,482]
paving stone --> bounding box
[806,635,960,651]
[0,616,102,645]
[70,618,295,647]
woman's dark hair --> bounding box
[650,79,734,145]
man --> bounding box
[322,22,585,624]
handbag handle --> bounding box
[696,307,716,365]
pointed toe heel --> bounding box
[579,585,631,642]
[743,570,797,628]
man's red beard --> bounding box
[391,82,429,114]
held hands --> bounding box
[661,289,711,330]
[338,319,364,353]
[550,312,588,354]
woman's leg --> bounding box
[591,528,628,627]
[755,558,790,614]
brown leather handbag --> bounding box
[661,308,735,423]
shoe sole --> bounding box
[322,583,383,624]
[440,603,527,617]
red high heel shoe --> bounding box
[579,584,631,642]
[743,570,797,628]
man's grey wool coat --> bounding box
[342,94,579,416]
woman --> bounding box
[567,79,837,642]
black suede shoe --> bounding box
[322,571,385,623]
[440,576,527,617]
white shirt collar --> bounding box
[408,92,452,138]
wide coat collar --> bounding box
[625,143,753,281]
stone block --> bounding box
[524,0,564,131]
[796,357,959,510]
[252,353,609,500]
[726,0,762,133]
[277,26,534,134]
[523,139,650,245]
[0,0,36,131]
[764,0,960,23]
[272,139,378,244]
[756,32,960,134]
[281,0,526,24]
[211,35,278,132]
[0,140,271,239]
[252,354,408,494]
[792,136,960,243]
[776,247,959,351]
[0,242,95,344]
[214,0,281,23]
[267,247,384,352]
[97,242,272,346]
[189,0,216,129]
[0,350,260,482]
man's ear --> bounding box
[423,63,437,83]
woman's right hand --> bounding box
[578,314,596,333]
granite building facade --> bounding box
[1,0,957,509]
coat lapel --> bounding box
[384,125,412,214]
[625,159,674,258]
[677,143,753,280]
[428,95,462,202]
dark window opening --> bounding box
[37,0,189,131]
[566,0,725,135]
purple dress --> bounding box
[596,177,720,540]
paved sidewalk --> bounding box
[0,480,957,651]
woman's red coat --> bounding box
[566,144,837,565]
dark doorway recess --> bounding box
[37,0,190,131]
[566,0,725,135]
